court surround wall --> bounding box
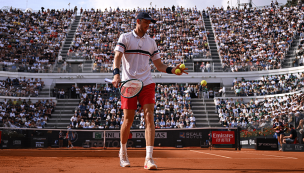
[0,66,303,88]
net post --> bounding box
[237,127,241,150]
[234,128,237,150]
[103,130,106,150]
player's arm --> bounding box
[112,51,123,88]
[153,59,188,75]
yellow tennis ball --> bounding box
[175,69,181,75]
[201,80,207,86]
[180,64,185,70]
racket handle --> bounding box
[105,78,113,83]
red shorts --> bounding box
[121,83,155,110]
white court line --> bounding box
[221,151,298,160]
[259,154,298,159]
[190,150,231,159]
[154,158,293,160]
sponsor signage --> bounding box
[255,138,278,150]
[13,140,22,145]
[240,140,248,145]
[1,140,8,148]
[179,132,203,139]
[240,138,256,148]
[93,132,120,139]
[282,144,304,152]
[0,128,240,149]
[93,132,168,139]
[31,137,48,148]
[33,138,47,140]
[35,142,45,148]
[212,131,235,144]
[132,132,167,139]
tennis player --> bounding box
[273,116,284,150]
[112,12,187,170]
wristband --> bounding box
[113,68,120,76]
[166,67,173,74]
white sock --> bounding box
[146,146,153,159]
[120,142,127,154]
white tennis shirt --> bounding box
[114,30,161,86]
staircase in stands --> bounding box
[60,16,81,59]
[184,59,194,72]
[46,99,79,128]
[38,88,51,97]
[203,16,223,72]
[192,98,221,127]
[282,35,300,68]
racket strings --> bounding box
[121,81,142,98]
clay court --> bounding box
[1,148,303,173]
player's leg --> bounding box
[120,109,136,145]
[138,83,157,170]
[119,109,135,167]
[119,96,137,167]
[143,103,157,170]
[279,133,283,150]
[279,133,283,145]
[143,104,155,147]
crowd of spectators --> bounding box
[216,93,304,129]
[209,6,300,72]
[0,77,45,97]
[0,98,56,128]
[67,6,210,73]
[0,8,75,72]
[232,73,304,96]
[68,83,197,129]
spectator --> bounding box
[283,124,298,144]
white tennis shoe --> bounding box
[119,152,130,167]
[144,158,157,170]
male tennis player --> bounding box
[112,12,187,170]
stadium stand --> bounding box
[216,93,303,129]
[0,8,75,72]
[0,98,56,128]
[0,77,45,97]
[231,73,304,96]
[209,6,300,72]
[67,6,211,73]
[1,4,304,132]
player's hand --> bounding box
[172,63,188,75]
[112,75,121,88]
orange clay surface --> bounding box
[0,147,304,173]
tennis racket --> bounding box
[105,78,143,98]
